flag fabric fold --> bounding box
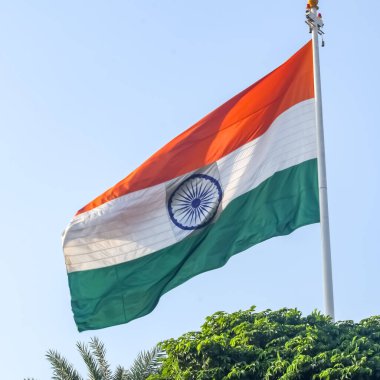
[63,40,319,331]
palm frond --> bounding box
[89,337,113,380]
[76,341,101,380]
[46,349,83,380]
[112,365,127,380]
[124,346,165,380]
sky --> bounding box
[0,1,379,379]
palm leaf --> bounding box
[112,365,127,380]
[89,337,113,380]
[46,349,83,380]
[76,341,101,380]
[124,346,165,380]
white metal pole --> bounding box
[308,3,335,320]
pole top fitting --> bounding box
[305,0,325,45]
[308,0,319,9]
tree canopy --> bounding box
[150,307,380,380]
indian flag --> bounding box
[63,41,319,331]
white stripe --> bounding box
[63,99,316,272]
[218,99,316,207]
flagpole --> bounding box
[306,0,335,320]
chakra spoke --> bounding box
[176,207,192,218]
[197,181,208,199]
[200,200,214,208]
[199,204,212,214]
[187,182,197,200]
[198,205,208,219]
[183,208,195,224]
[190,181,197,200]
[194,181,203,199]
[200,207,210,216]
[191,209,197,225]
[174,205,192,212]
[176,191,193,203]
[196,206,203,222]
[183,185,194,201]
[199,183,212,199]
[201,193,214,202]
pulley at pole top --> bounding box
[308,0,319,9]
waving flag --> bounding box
[63,41,319,331]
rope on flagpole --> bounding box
[305,0,335,321]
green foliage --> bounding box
[124,345,165,380]
[25,337,162,380]
[149,307,380,380]
[46,349,83,380]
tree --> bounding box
[26,337,163,380]
[149,307,380,380]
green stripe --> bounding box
[68,159,319,331]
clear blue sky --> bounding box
[1,1,379,379]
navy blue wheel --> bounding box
[168,174,222,230]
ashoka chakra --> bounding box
[168,174,222,230]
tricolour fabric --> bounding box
[62,41,319,331]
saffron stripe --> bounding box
[76,41,313,215]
